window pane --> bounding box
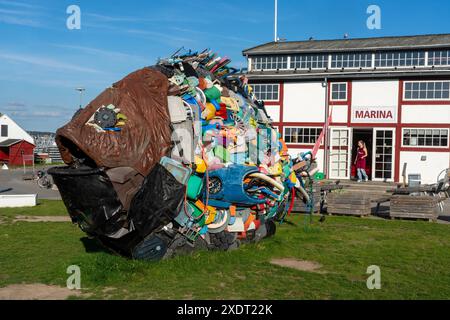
[404,128,449,147]
[283,127,321,144]
[0,125,7,137]
[405,81,450,100]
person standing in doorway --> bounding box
[355,140,369,182]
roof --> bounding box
[243,68,450,81]
[243,33,450,55]
[0,114,35,145]
[0,139,23,147]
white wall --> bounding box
[0,114,34,144]
[400,151,450,184]
[401,105,450,124]
[283,82,326,122]
[265,105,280,122]
[331,105,348,123]
[352,80,399,107]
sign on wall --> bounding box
[351,106,397,123]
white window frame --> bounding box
[252,55,288,71]
[290,54,328,70]
[329,127,352,180]
[251,83,280,102]
[330,53,373,69]
[375,51,426,68]
[283,126,323,145]
[372,128,396,182]
[403,80,450,101]
[428,50,450,66]
[330,82,348,101]
[401,128,449,148]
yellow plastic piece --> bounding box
[117,113,128,120]
[202,103,216,121]
[268,163,283,176]
[195,200,217,225]
[289,172,297,184]
[221,97,239,111]
[194,156,207,173]
[205,211,217,225]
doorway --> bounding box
[351,129,373,181]
[329,128,351,180]
[373,129,395,181]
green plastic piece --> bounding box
[283,164,291,178]
[187,175,204,200]
[214,145,230,163]
[314,172,325,180]
[190,202,206,226]
[204,86,221,101]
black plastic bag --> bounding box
[48,166,123,236]
[128,163,185,237]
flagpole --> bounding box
[274,0,278,42]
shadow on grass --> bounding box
[80,237,109,254]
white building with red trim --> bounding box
[243,34,450,184]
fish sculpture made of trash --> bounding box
[49,49,317,261]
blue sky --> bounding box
[1,0,449,132]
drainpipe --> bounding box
[323,78,330,179]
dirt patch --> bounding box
[0,284,81,300]
[270,258,326,274]
[13,216,71,223]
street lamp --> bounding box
[75,87,85,109]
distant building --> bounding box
[28,131,62,163]
[0,113,35,165]
[243,33,450,184]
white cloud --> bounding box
[84,13,140,23]
[125,28,196,45]
[0,14,41,27]
[0,1,43,27]
[0,1,40,9]
[0,52,102,73]
[52,44,147,62]
[9,110,67,119]
[2,102,27,111]
[4,103,73,119]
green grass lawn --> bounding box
[0,200,449,299]
[0,200,68,222]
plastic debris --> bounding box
[49,49,317,261]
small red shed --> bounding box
[0,139,35,166]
